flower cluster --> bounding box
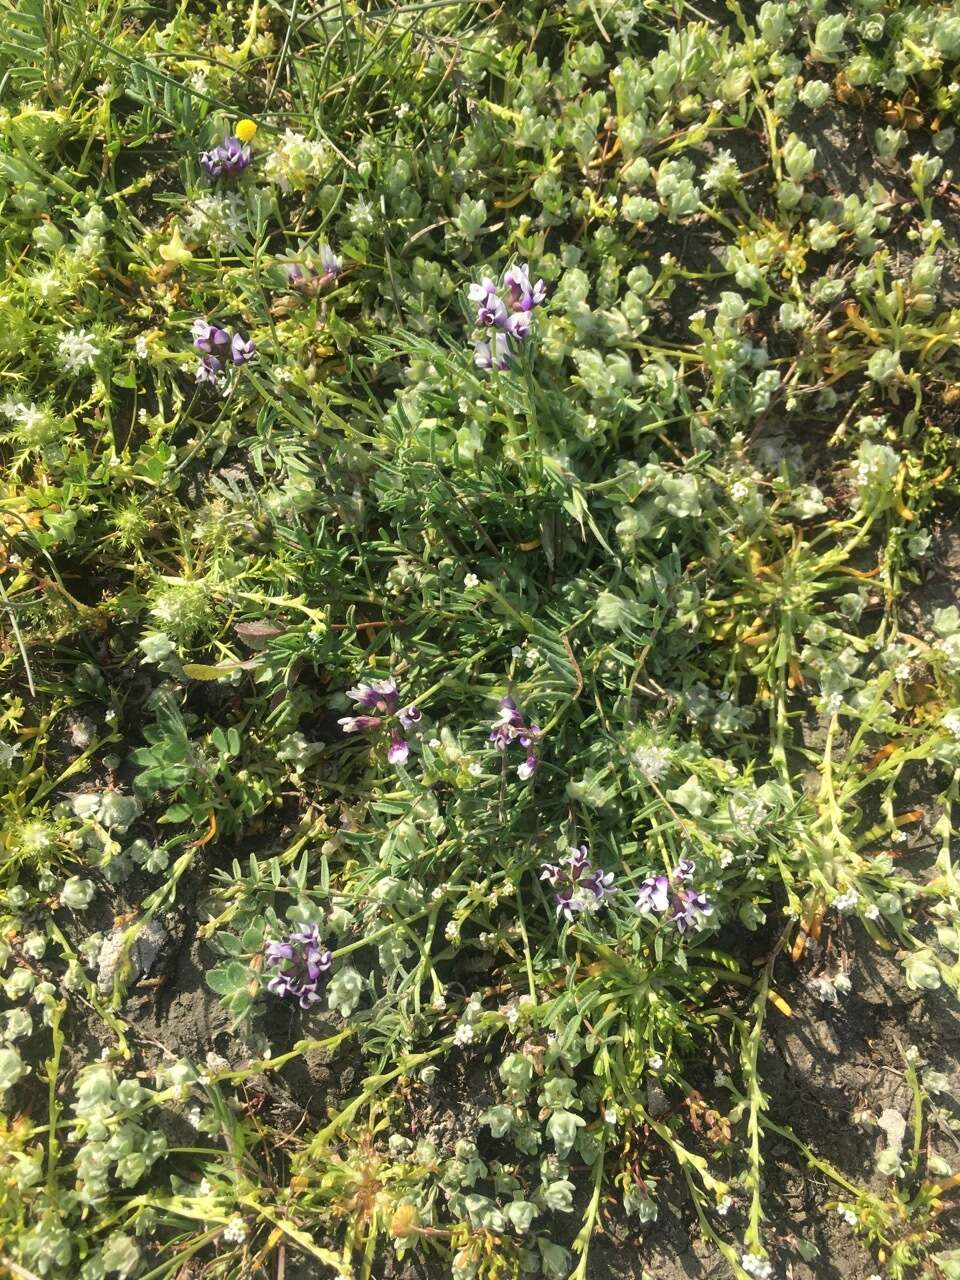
[489,696,540,779]
[540,845,615,921]
[635,858,713,933]
[199,135,251,179]
[339,678,421,766]
[468,262,546,369]
[57,329,101,374]
[192,318,256,383]
[264,925,332,1009]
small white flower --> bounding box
[57,329,100,374]
[222,1216,247,1244]
[864,903,880,920]
[648,1053,663,1071]
[716,1194,732,1215]
[134,334,149,360]
[198,1177,212,1196]
[524,648,541,668]
[740,1252,773,1280]
[942,712,960,740]
[894,662,912,683]
[444,921,459,942]
[463,573,480,589]
[453,1022,475,1047]
[604,1108,618,1125]
[832,887,859,914]
[634,745,670,782]
[468,761,483,777]
[511,645,523,658]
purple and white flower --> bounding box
[195,354,223,384]
[504,263,546,312]
[193,319,230,353]
[337,715,383,734]
[230,332,256,365]
[635,859,713,933]
[540,845,615,921]
[265,925,332,1009]
[473,333,512,370]
[200,135,251,179]
[468,262,546,370]
[345,678,399,714]
[318,243,343,279]
[341,678,420,768]
[397,704,422,733]
[490,696,541,779]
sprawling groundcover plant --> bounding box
[0,1,959,1279]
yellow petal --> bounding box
[157,225,193,264]
[235,118,257,143]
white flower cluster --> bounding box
[184,192,248,247]
[832,887,860,914]
[635,744,670,782]
[741,1251,774,1279]
[57,328,100,373]
[263,130,330,193]
[222,1216,247,1244]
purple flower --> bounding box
[200,135,251,179]
[490,695,540,776]
[473,333,512,370]
[397,705,422,733]
[468,277,499,312]
[635,874,670,915]
[346,679,399,714]
[265,925,332,1009]
[671,888,713,933]
[506,311,532,340]
[193,318,230,353]
[634,858,713,933]
[196,354,222,384]
[504,263,546,313]
[338,715,383,734]
[517,753,537,781]
[540,845,615,921]
[231,332,256,365]
[342,677,420,768]
[285,263,306,288]
[318,243,343,279]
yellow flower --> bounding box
[157,224,193,265]
[234,119,257,143]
